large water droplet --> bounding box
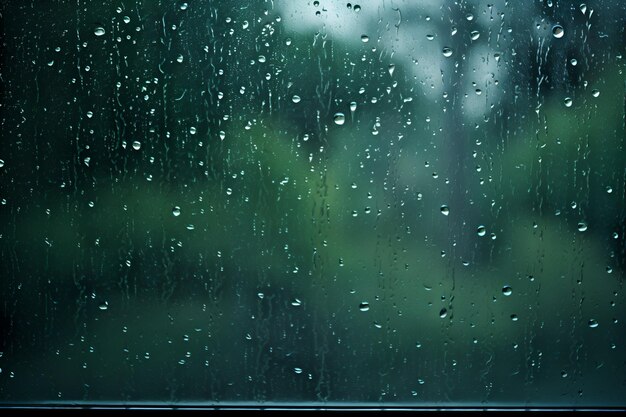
[442,47,453,58]
[502,285,512,296]
[94,27,105,36]
[292,95,301,104]
[333,113,346,125]
[477,225,486,237]
[361,34,369,43]
[588,319,598,328]
[591,89,600,98]
[132,140,141,151]
[564,97,573,107]
[98,301,109,311]
[552,25,564,38]
[578,222,588,232]
[470,30,480,41]
[580,3,587,14]
[172,206,181,217]
[439,308,448,318]
[440,205,450,216]
[359,302,370,312]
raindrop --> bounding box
[86,111,93,118]
[588,319,598,328]
[94,27,105,36]
[502,286,512,296]
[591,89,600,98]
[132,140,141,151]
[580,3,587,14]
[552,25,564,38]
[98,302,108,311]
[349,101,357,112]
[570,58,578,66]
[439,308,448,318]
[388,64,395,76]
[177,54,184,63]
[333,113,346,125]
[189,126,197,135]
[426,34,434,41]
[564,97,573,107]
[123,16,130,24]
[172,206,181,217]
[440,205,450,216]
[180,2,188,10]
[465,13,474,21]
[292,95,301,104]
[291,298,302,307]
[353,4,361,12]
[361,35,369,43]
[186,224,195,231]
[510,314,518,321]
[442,47,453,58]
[577,222,588,232]
[470,30,480,41]
[359,302,370,312]
[477,225,486,236]
[294,367,303,374]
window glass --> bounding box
[1,0,625,407]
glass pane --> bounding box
[1,0,624,407]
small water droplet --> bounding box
[186,224,195,231]
[294,367,303,374]
[510,314,518,321]
[361,34,369,42]
[440,205,450,216]
[465,13,474,21]
[439,308,448,318]
[258,55,266,63]
[180,2,188,10]
[580,3,587,14]
[588,319,598,328]
[470,30,480,40]
[98,302,108,311]
[426,34,434,41]
[388,64,395,76]
[570,58,578,66]
[564,97,573,107]
[477,225,486,236]
[591,89,600,98]
[172,206,181,216]
[189,126,197,135]
[349,101,357,112]
[359,302,370,312]
[177,54,184,63]
[442,47,453,58]
[502,286,512,296]
[333,112,346,125]
[132,140,141,150]
[86,111,93,118]
[577,222,588,232]
[292,95,301,103]
[291,298,302,307]
[94,27,105,36]
[353,4,361,12]
[552,25,564,38]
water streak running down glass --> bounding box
[0,0,625,408]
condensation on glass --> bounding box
[0,0,624,407]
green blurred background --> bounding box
[0,0,625,406]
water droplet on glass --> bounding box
[292,95,301,104]
[439,308,448,318]
[359,302,370,312]
[470,30,480,41]
[291,298,302,307]
[570,58,578,66]
[186,224,195,231]
[333,113,346,125]
[177,54,184,63]
[189,126,197,135]
[510,314,518,321]
[349,101,357,112]
[294,367,303,374]
[588,319,598,328]
[552,25,564,38]
[502,286,512,296]
[361,35,369,43]
[440,205,450,216]
[564,97,573,107]
[577,222,588,232]
[476,225,486,237]
[442,47,453,58]
[426,34,434,41]
[465,13,474,21]
[592,89,600,97]
[172,206,181,217]
[353,4,361,12]
[132,140,141,151]
[258,55,266,63]
[388,64,395,76]
[580,3,587,14]
[94,27,105,36]
[98,302,108,311]
[86,111,93,118]
[180,2,188,10]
